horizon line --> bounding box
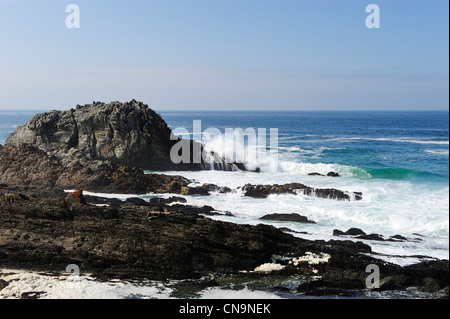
[1,108,448,113]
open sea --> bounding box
[0,110,448,299]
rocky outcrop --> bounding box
[0,279,8,291]
[5,100,237,171]
[0,191,448,296]
[333,228,418,243]
[0,192,305,280]
[242,183,362,201]
[260,213,316,224]
[0,144,191,194]
[308,172,340,177]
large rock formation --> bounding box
[0,144,190,194]
[5,100,236,171]
[0,192,448,296]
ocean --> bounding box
[0,110,448,299]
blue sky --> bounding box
[0,0,448,111]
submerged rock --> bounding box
[307,172,340,177]
[242,183,361,201]
[333,228,412,243]
[260,213,316,224]
[0,279,8,291]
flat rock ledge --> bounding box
[0,191,448,297]
[260,213,316,224]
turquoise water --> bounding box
[159,111,449,184]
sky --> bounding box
[0,0,448,111]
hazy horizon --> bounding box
[0,0,448,111]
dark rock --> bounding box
[423,278,442,293]
[260,213,316,224]
[308,172,340,177]
[125,197,150,206]
[353,192,363,201]
[67,189,87,205]
[5,100,236,172]
[345,228,366,236]
[0,144,219,196]
[334,228,412,243]
[242,183,359,201]
[333,229,346,236]
[20,291,46,299]
[0,279,8,291]
[279,227,309,235]
[378,275,410,291]
[0,191,447,294]
[164,196,187,204]
[403,260,450,290]
[0,193,307,280]
[327,172,340,177]
[181,186,210,196]
[389,235,408,242]
[356,233,385,241]
[201,184,232,194]
[84,195,124,207]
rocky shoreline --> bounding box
[0,188,448,298]
[1,101,448,298]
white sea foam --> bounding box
[304,136,449,145]
[156,167,449,264]
[290,252,331,266]
[424,149,449,156]
[199,287,282,299]
[0,269,173,299]
[253,263,286,273]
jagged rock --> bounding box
[356,233,385,241]
[308,172,340,177]
[181,186,210,196]
[67,189,87,205]
[5,100,238,171]
[0,193,304,279]
[333,229,347,236]
[84,195,124,207]
[124,197,150,207]
[162,196,188,204]
[279,227,309,235]
[242,183,360,201]
[327,172,340,177]
[333,228,413,243]
[0,279,8,291]
[0,192,447,293]
[346,228,366,236]
[389,234,408,242]
[260,213,316,224]
[0,144,201,195]
[20,291,46,299]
